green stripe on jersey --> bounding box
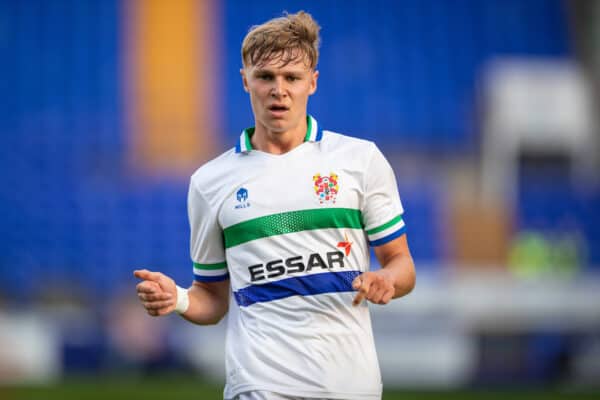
[304,115,313,141]
[193,261,227,270]
[244,128,253,151]
[366,214,403,235]
[223,208,363,248]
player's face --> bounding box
[241,55,318,135]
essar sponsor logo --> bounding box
[248,251,345,282]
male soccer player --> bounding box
[134,11,415,400]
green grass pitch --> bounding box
[1,375,598,400]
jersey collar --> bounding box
[235,115,323,154]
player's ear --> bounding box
[240,68,249,93]
[309,70,319,95]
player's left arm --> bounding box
[352,234,415,306]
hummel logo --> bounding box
[235,187,250,209]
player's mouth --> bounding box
[267,104,289,117]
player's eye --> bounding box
[286,75,299,82]
[258,74,273,81]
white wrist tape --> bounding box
[174,285,190,314]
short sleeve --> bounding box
[362,144,406,246]
[188,180,229,282]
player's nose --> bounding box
[270,77,286,97]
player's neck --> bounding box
[251,118,307,155]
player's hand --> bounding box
[351,271,395,306]
[133,269,177,316]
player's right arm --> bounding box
[135,175,230,324]
[183,280,229,325]
[134,269,229,325]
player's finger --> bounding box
[358,275,372,296]
[157,307,173,316]
[136,281,160,294]
[380,290,394,305]
[143,299,174,310]
[369,287,385,304]
[147,309,159,317]
[134,269,162,282]
[352,291,365,306]
[133,269,151,279]
[352,274,372,306]
[138,292,172,302]
[366,278,382,299]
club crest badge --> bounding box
[313,172,339,204]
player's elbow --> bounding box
[205,308,228,325]
[406,266,416,294]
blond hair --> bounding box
[241,11,320,69]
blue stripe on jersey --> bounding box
[369,226,407,247]
[315,129,323,141]
[194,273,230,283]
[233,270,361,307]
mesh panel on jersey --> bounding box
[223,208,363,248]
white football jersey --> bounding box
[188,116,406,399]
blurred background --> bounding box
[1,0,599,398]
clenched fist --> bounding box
[351,271,395,306]
[133,269,177,316]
